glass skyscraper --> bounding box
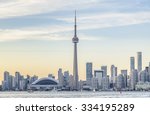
[86,62,93,86]
[137,52,142,72]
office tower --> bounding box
[2,81,7,91]
[115,67,118,76]
[121,70,128,88]
[137,52,142,72]
[94,70,103,89]
[64,71,69,87]
[102,76,109,90]
[58,68,64,87]
[110,65,117,84]
[121,70,128,76]
[9,75,13,90]
[130,69,138,90]
[19,79,26,91]
[68,75,74,90]
[145,67,149,82]
[138,70,146,82]
[92,77,98,90]
[19,75,24,90]
[130,57,135,72]
[4,71,10,90]
[86,62,93,86]
[15,72,21,90]
[72,11,79,90]
[12,76,16,89]
[116,74,124,90]
[111,65,115,78]
[111,65,117,78]
[101,66,107,77]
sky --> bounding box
[0,0,150,82]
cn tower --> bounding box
[72,11,79,90]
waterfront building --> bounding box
[86,62,93,86]
[137,52,142,72]
[64,71,69,87]
[101,66,107,77]
[116,74,124,90]
[102,76,109,90]
[58,68,64,87]
[130,69,138,90]
[94,70,103,90]
[4,71,10,90]
[68,74,74,90]
[130,57,135,72]
[110,65,117,87]
[121,70,128,88]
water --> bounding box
[0,91,150,98]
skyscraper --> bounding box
[116,74,124,90]
[64,71,69,87]
[102,77,109,90]
[121,70,128,88]
[68,74,74,90]
[94,70,103,89]
[130,57,135,72]
[101,66,107,77]
[137,52,142,72]
[138,70,146,82]
[110,65,117,83]
[86,62,93,86]
[4,71,10,90]
[130,69,138,90]
[115,67,118,76]
[111,65,115,78]
[58,68,64,87]
[72,11,79,90]
[15,72,21,90]
[145,67,149,82]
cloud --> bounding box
[0,0,149,19]
[60,11,150,30]
[0,25,100,42]
[0,0,149,42]
[0,0,66,19]
[0,27,68,42]
[0,0,101,19]
[0,11,150,42]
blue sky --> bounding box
[0,0,150,80]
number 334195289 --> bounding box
[81,104,134,111]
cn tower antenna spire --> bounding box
[74,10,77,37]
[72,10,78,43]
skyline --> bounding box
[0,51,149,82]
[1,51,150,91]
[0,0,150,82]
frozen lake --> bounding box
[0,91,150,98]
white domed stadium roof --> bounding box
[32,77,58,86]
